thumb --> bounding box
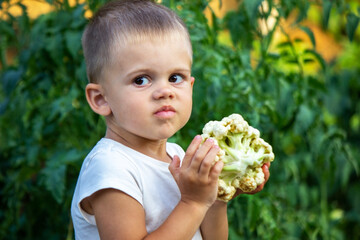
[169,155,181,177]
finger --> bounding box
[198,145,219,177]
[209,160,224,183]
[189,138,215,172]
[182,135,203,168]
[262,163,270,183]
[231,188,243,199]
[246,183,264,195]
[250,165,270,193]
[264,161,271,168]
[169,155,181,178]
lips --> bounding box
[154,105,176,119]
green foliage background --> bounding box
[0,0,359,239]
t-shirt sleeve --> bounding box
[76,150,143,224]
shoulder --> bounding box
[85,138,140,171]
[166,142,185,159]
[78,138,143,195]
[73,138,144,214]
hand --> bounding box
[232,162,271,198]
[169,135,224,208]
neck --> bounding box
[105,126,172,163]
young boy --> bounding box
[71,0,270,239]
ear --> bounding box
[190,77,195,87]
[85,83,111,116]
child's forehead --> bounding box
[118,29,190,46]
[110,30,193,58]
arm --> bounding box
[200,201,228,240]
[88,188,208,240]
[86,136,223,240]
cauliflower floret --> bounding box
[202,120,229,138]
[201,113,275,202]
[217,179,236,202]
[232,168,265,192]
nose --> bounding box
[152,81,174,100]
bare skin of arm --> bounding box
[200,200,228,240]
[82,136,224,240]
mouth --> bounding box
[154,105,176,119]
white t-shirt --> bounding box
[71,138,202,240]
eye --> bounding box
[133,76,150,86]
[169,74,184,84]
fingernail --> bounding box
[194,135,202,140]
[206,138,214,143]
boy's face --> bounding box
[101,35,194,142]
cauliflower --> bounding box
[201,113,275,202]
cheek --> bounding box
[108,93,138,119]
[120,100,143,117]
[182,91,193,116]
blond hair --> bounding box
[82,0,192,83]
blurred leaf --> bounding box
[45,33,64,65]
[40,149,83,203]
[41,164,66,204]
[243,0,262,22]
[276,40,293,49]
[295,104,316,133]
[0,21,15,37]
[1,68,23,96]
[0,97,9,115]
[303,49,326,70]
[65,31,82,58]
[300,26,316,48]
[346,12,360,42]
[343,144,359,175]
[322,0,332,29]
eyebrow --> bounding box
[126,67,191,78]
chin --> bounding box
[152,130,177,141]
